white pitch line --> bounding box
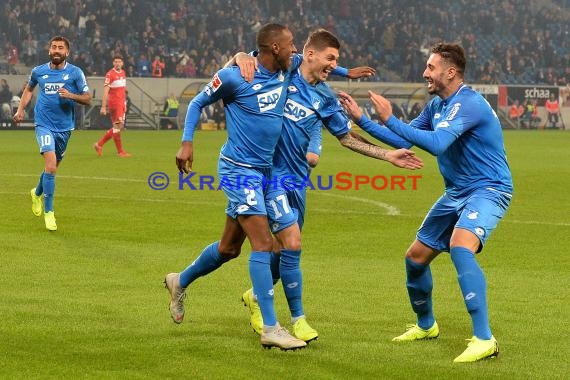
[312,191,401,215]
[0,191,215,206]
[0,173,144,182]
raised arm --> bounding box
[338,90,412,149]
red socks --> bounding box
[97,128,113,147]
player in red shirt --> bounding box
[94,55,131,157]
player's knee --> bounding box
[405,248,427,265]
[44,164,57,174]
[279,235,301,251]
[217,243,241,260]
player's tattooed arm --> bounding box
[338,132,423,169]
[338,132,388,160]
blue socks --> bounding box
[269,252,280,285]
[450,246,491,340]
[35,172,45,196]
[249,251,277,326]
[43,173,55,212]
[280,249,303,318]
[405,257,435,330]
[179,242,227,288]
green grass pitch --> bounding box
[0,129,568,379]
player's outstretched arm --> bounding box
[385,148,423,170]
[346,66,376,79]
[337,132,423,169]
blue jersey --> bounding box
[386,84,513,198]
[182,55,302,168]
[273,69,351,181]
[28,62,90,132]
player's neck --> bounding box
[257,53,280,73]
[440,80,464,100]
[49,61,66,70]
[299,64,318,85]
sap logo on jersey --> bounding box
[44,83,64,94]
[257,87,283,112]
[284,98,314,121]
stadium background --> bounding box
[1,0,569,130]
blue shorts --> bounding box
[417,188,512,253]
[287,188,307,230]
[218,158,270,219]
[35,126,72,161]
[265,187,299,233]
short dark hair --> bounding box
[304,29,340,51]
[49,35,70,50]
[113,54,124,60]
[432,43,466,75]
[256,23,288,49]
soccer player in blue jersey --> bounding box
[339,43,513,363]
[14,36,92,231]
[164,23,309,351]
[239,29,424,343]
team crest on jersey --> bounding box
[258,87,283,112]
[253,84,262,90]
[284,98,314,121]
[434,113,441,119]
[63,74,69,80]
[436,121,449,129]
[288,85,297,93]
[44,83,64,94]
[42,74,49,79]
[446,103,461,120]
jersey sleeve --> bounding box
[28,67,38,88]
[75,67,90,94]
[319,86,351,137]
[307,123,322,155]
[384,114,458,156]
[356,114,412,149]
[182,68,242,141]
[289,53,303,72]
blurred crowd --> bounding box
[1,0,569,85]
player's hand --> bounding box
[235,53,257,83]
[386,149,423,170]
[176,141,194,174]
[347,66,376,79]
[13,110,25,123]
[58,87,73,99]
[100,106,107,115]
[337,91,362,121]
[368,90,392,122]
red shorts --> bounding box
[108,103,126,124]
